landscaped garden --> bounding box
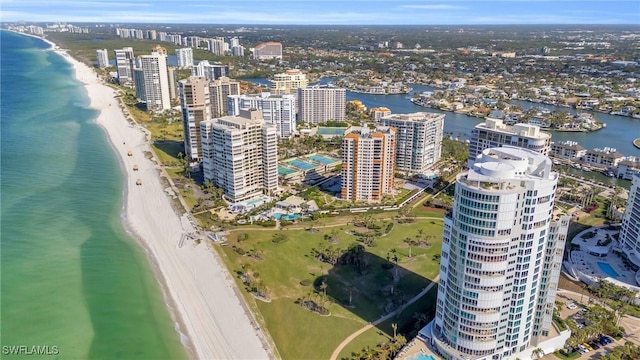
[214,215,444,359]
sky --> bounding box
[2,0,639,25]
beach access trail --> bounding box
[52,42,270,360]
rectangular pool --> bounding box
[597,262,620,278]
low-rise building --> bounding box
[550,140,587,160]
[584,147,625,169]
[617,159,640,180]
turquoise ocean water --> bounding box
[1,30,187,359]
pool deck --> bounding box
[396,338,438,360]
[566,226,640,289]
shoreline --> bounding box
[12,30,271,360]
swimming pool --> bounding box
[273,213,301,221]
[287,159,316,170]
[406,353,436,360]
[597,262,620,278]
[307,154,340,165]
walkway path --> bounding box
[228,216,444,232]
[329,275,440,360]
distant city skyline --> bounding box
[3,0,639,25]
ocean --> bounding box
[0,30,187,359]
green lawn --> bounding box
[216,218,443,359]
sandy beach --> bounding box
[32,33,270,360]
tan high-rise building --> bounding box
[209,77,240,118]
[269,69,308,95]
[200,109,278,202]
[342,126,396,202]
[179,77,211,161]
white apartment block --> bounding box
[138,53,171,111]
[114,47,134,84]
[583,147,625,169]
[270,69,308,95]
[423,146,569,360]
[297,86,346,125]
[341,126,396,202]
[176,48,194,68]
[469,118,551,167]
[549,140,587,160]
[207,37,229,56]
[191,60,230,80]
[228,93,296,138]
[380,112,444,175]
[200,109,278,202]
[620,174,640,267]
[179,77,211,161]
[96,49,109,69]
[209,77,240,118]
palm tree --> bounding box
[532,348,544,359]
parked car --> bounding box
[588,341,600,350]
[599,335,613,344]
[582,343,593,351]
[577,344,590,353]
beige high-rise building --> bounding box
[179,77,211,161]
[380,112,445,175]
[200,109,278,202]
[270,69,308,95]
[342,126,396,202]
[209,77,240,118]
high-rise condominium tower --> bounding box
[138,52,171,111]
[209,77,240,118]
[114,47,134,84]
[425,146,569,360]
[179,77,211,161]
[269,69,308,95]
[176,47,194,67]
[620,174,640,266]
[200,110,278,202]
[297,86,346,125]
[228,93,297,138]
[96,49,109,69]
[341,126,396,202]
[380,112,445,175]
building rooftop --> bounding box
[467,146,554,184]
[477,118,551,140]
[381,112,445,123]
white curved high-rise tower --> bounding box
[426,146,569,360]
